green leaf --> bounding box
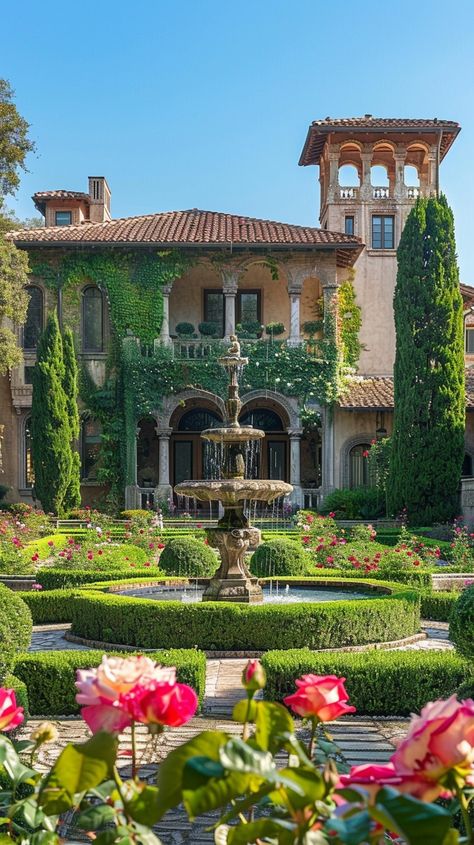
[155,730,228,821]
[95,830,120,845]
[186,756,226,779]
[218,783,276,824]
[182,762,251,820]
[254,701,294,754]
[77,804,116,830]
[372,786,452,845]
[227,818,295,844]
[269,767,325,810]
[441,831,461,845]
[232,699,257,723]
[40,732,118,814]
[122,783,161,826]
[219,738,275,777]
[29,833,61,845]
[325,811,372,845]
[0,736,36,786]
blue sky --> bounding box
[3,0,474,279]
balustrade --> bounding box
[372,186,390,199]
[407,185,421,199]
[339,186,359,199]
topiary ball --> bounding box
[0,585,32,681]
[250,539,310,578]
[450,585,474,659]
[159,538,218,577]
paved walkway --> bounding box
[22,622,450,842]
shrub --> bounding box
[4,673,29,715]
[198,321,219,336]
[18,589,79,623]
[159,538,218,577]
[250,539,310,577]
[0,586,32,680]
[121,509,154,523]
[42,539,150,571]
[69,587,420,651]
[13,649,206,716]
[0,485,9,502]
[302,320,322,336]
[262,649,471,716]
[420,591,458,622]
[23,534,68,561]
[35,567,161,590]
[175,322,194,336]
[449,585,474,658]
[319,487,384,520]
[265,322,285,336]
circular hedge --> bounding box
[0,585,32,680]
[449,585,474,658]
[250,539,310,578]
[67,581,420,652]
[159,538,218,577]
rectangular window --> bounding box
[372,215,394,249]
[55,210,72,226]
[466,328,474,354]
[237,290,261,325]
[203,290,224,336]
[81,419,102,480]
[345,216,355,236]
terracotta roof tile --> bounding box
[339,373,474,409]
[11,208,363,265]
[32,190,90,201]
[299,116,460,165]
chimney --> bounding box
[88,177,111,222]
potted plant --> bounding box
[302,319,323,338]
[175,322,195,338]
[237,320,264,339]
[198,321,219,338]
[265,321,285,338]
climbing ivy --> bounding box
[337,269,362,370]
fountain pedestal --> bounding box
[203,527,263,603]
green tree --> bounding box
[0,79,36,373]
[31,312,72,515]
[62,327,81,511]
[388,195,465,524]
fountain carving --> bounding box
[174,337,293,602]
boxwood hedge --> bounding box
[449,585,474,659]
[261,649,471,716]
[68,586,420,651]
[4,673,29,716]
[420,591,459,622]
[35,568,163,590]
[18,589,79,623]
[13,649,206,716]
[0,585,32,680]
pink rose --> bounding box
[338,762,443,803]
[0,688,24,731]
[122,680,197,728]
[241,659,266,692]
[76,655,177,733]
[392,696,474,787]
[284,674,356,722]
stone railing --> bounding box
[302,487,322,510]
[407,186,421,199]
[373,186,390,199]
[339,186,359,200]
[172,339,223,359]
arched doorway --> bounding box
[137,417,159,488]
[239,404,289,482]
[170,403,223,487]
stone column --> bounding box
[124,425,141,509]
[327,146,340,203]
[289,429,303,506]
[321,407,335,496]
[360,149,373,201]
[427,146,438,196]
[222,278,238,340]
[394,149,407,200]
[159,284,173,345]
[288,289,302,345]
[155,427,172,503]
[285,261,313,346]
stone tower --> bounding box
[299,117,460,375]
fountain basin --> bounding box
[118,584,377,604]
[174,479,292,505]
[202,426,265,443]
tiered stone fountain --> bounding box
[174,337,293,602]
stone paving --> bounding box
[22,622,450,842]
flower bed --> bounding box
[67,582,420,651]
[12,649,206,716]
[261,649,471,715]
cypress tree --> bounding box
[31,312,72,515]
[62,327,81,511]
[388,195,465,524]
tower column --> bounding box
[321,407,335,495]
[220,267,244,340]
[360,149,373,200]
[394,149,407,199]
[327,145,340,202]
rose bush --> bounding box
[0,657,473,843]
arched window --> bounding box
[177,409,222,431]
[239,409,284,431]
[349,443,371,488]
[81,417,102,480]
[82,286,104,352]
[23,286,43,350]
[24,417,34,488]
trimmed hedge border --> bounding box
[420,591,459,622]
[35,568,164,590]
[67,582,420,651]
[13,649,206,716]
[4,673,29,716]
[0,585,32,680]
[18,590,79,624]
[262,649,472,716]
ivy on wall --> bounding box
[28,248,362,504]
